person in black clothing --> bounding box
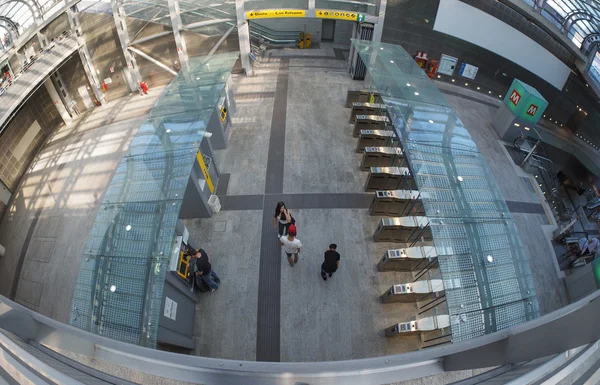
[190,248,220,293]
[321,244,340,281]
[273,201,292,238]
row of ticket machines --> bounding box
[346,90,451,345]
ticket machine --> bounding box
[372,216,432,243]
[381,279,444,303]
[365,167,416,192]
[385,314,450,337]
[360,147,405,170]
[369,190,425,216]
[350,103,387,123]
[158,220,199,349]
[377,246,437,271]
[353,115,391,136]
[346,90,381,107]
[356,130,397,152]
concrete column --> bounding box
[167,0,190,78]
[111,0,142,92]
[53,70,76,110]
[67,7,105,104]
[308,0,315,10]
[235,0,253,76]
[44,78,73,125]
[36,31,48,46]
[372,0,387,43]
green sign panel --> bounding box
[502,78,548,125]
[357,14,365,22]
[593,258,600,289]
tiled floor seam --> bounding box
[256,57,289,362]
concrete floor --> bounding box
[0,45,571,365]
[0,89,163,323]
[189,46,569,362]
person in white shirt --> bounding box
[280,224,302,267]
[579,236,599,256]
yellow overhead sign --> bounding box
[246,9,306,19]
[316,9,357,21]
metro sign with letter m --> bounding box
[509,89,521,106]
[526,104,539,116]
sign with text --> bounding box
[316,9,357,21]
[196,150,214,194]
[503,78,548,124]
[246,9,305,19]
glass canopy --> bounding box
[520,0,600,49]
[352,39,540,342]
[70,51,239,347]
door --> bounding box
[322,19,335,41]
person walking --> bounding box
[191,248,220,293]
[280,224,302,267]
[321,244,340,281]
[273,201,293,238]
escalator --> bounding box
[249,22,303,48]
[514,135,574,223]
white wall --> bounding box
[433,0,571,90]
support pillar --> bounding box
[67,6,105,104]
[372,0,387,43]
[167,0,190,78]
[44,78,73,125]
[36,31,48,47]
[111,0,142,92]
[235,0,253,76]
[52,70,76,113]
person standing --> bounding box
[273,201,292,238]
[280,224,302,267]
[321,244,340,281]
[191,248,220,293]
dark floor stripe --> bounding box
[256,196,281,362]
[235,92,276,100]
[506,200,546,215]
[264,58,289,195]
[256,58,291,362]
[218,194,264,211]
[215,173,230,195]
[440,89,500,109]
[269,193,372,209]
[219,193,373,211]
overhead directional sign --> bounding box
[316,9,357,21]
[246,9,306,19]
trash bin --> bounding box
[208,195,221,213]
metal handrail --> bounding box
[1,289,600,384]
[249,22,302,46]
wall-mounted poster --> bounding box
[438,54,458,75]
[458,63,479,80]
